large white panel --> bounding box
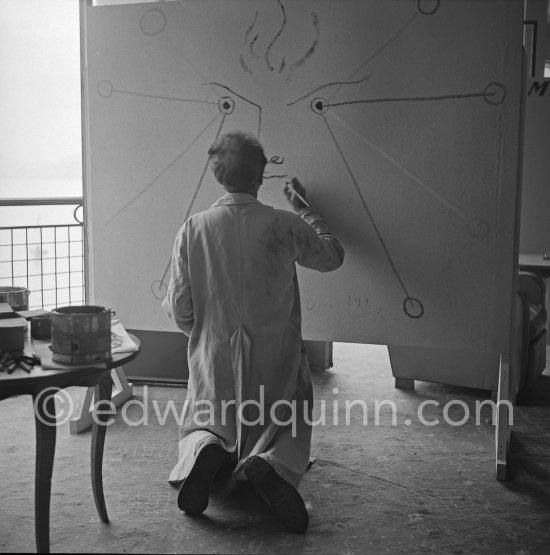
[82,0,523,351]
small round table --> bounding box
[0,333,140,554]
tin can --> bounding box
[0,286,30,311]
[51,305,112,365]
[31,314,52,340]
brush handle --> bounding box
[285,181,310,208]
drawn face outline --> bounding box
[103,0,503,321]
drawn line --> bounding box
[327,110,470,224]
[287,74,371,106]
[285,12,320,80]
[329,91,493,107]
[105,112,221,224]
[185,114,227,221]
[239,55,252,74]
[321,114,409,297]
[205,82,263,138]
[112,88,217,105]
[159,114,228,288]
[244,10,259,42]
[329,10,419,100]
[249,34,260,60]
[266,0,287,71]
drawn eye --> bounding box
[207,82,262,138]
[310,97,329,115]
[217,96,235,115]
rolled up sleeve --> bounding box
[162,224,194,336]
[292,207,345,272]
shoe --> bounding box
[177,442,226,514]
[242,455,309,533]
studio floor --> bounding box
[1,343,550,554]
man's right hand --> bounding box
[283,177,308,211]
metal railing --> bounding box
[0,197,85,311]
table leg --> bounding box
[91,373,113,523]
[33,390,57,554]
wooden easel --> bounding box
[495,354,512,481]
[70,367,133,434]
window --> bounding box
[0,1,84,309]
[0,0,82,204]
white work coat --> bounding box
[164,192,344,486]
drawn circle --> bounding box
[218,96,235,115]
[310,97,329,115]
[97,80,113,98]
[73,204,84,224]
[151,280,168,300]
[468,217,490,239]
[403,297,424,319]
[418,0,440,15]
[483,82,506,105]
[140,8,166,35]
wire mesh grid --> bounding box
[0,224,85,310]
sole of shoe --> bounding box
[177,443,226,514]
[243,456,309,533]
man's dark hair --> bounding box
[208,130,268,192]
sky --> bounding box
[0,0,82,198]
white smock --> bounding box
[163,192,344,487]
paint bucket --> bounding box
[51,305,112,365]
[0,286,30,311]
[31,314,52,340]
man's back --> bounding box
[186,193,307,338]
[164,189,343,423]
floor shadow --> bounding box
[517,374,550,407]
[507,431,550,486]
[416,381,491,400]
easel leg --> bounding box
[69,387,94,434]
[33,391,57,554]
[304,341,333,371]
[496,353,512,481]
[70,367,133,434]
[395,377,415,390]
[91,373,112,523]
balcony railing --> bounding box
[0,197,85,311]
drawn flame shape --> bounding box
[239,0,320,81]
